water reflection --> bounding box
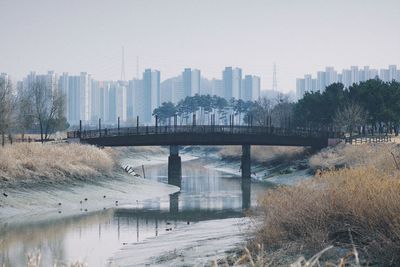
[0,159,268,267]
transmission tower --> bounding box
[272,62,278,91]
[120,46,126,81]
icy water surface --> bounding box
[0,159,270,267]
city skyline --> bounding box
[296,64,400,99]
[13,66,262,125]
[1,0,399,92]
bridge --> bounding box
[68,123,343,182]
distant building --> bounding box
[389,65,397,81]
[296,65,399,99]
[296,78,306,99]
[316,71,326,92]
[242,75,260,101]
[142,69,160,123]
[182,68,200,97]
[211,79,224,98]
[223,67,242,100]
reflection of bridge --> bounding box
[68,125,342,182]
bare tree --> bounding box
[16,88,34,139]
[333,102,368,136]
[271,95,294,128]
[31,81,66,143]
[245,98,273,126]
[0,78,14,146]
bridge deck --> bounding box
[68,125,343,148]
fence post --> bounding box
[99,118,101,137]
[137,116,139,134]
[155,115,158,133]
[118,117,120,135]
[79,120,82,139]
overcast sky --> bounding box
[0,0,399,92]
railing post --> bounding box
[117,117,120,135]
[174,115,177,129]
[79,120,82,139]
[155,115,158,133]
[137,116,139,134]
[99,118,101,137]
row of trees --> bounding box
[0,79,68,146]
[152,93,294,128]
[293,79,400,135]
[153,79,400,136]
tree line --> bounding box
[153,79,400,136]
[0,78,68,146]
[294,79,400,135]
[152,93,294,128]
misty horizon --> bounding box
[1,0,399,92]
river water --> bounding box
[0,158,270,267]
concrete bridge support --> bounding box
[168,145,182,187]
[241,178,251,210]
[241,144,251,180]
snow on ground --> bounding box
[109,217,251,267]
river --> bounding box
[0,154,273,266]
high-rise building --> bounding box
[211,79,224,98]
[108,84,117,123]
[316,71,326,92]
[142,69,160,123]
[80,72,91,122]
[242,75,260,101]
[341,69,352,88]
[325,67,338,85]
[131,79,145,123]
[296,78,306,99]
[304,74,313,93]
[359,66,370,82]
[58,72,92,124]
[297,65,398,96]
[182,68,201,98]
[389,65,397,81]
[380,69,390,82]
[350,66,359,85]
[223,67,242,100]
[116,82,127,122]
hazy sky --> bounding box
[0,0,399,92]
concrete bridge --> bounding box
[68,124,342,182]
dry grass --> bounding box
[0,143,116,183]
[27,251,87,267]
[254,161,400,266]
[309,142,400,172]
[112,146,168,159]
[219,146,305,163]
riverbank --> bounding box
[248,142,400,266]
[0,143,116,186]
[0,143,179,225]
[182,145,312,185]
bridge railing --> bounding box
[67,125,345,140]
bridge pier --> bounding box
[168,145,182,187]
[241,144,251,180]
[241,178,251,210]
